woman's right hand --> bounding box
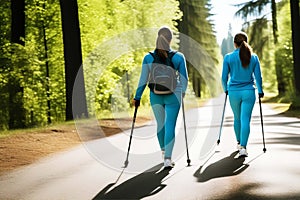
[132,99,140,107]
[258,93,264,98]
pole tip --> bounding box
[263,148,267,153]
[187,159,191,166]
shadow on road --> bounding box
[225,114,300,128]
[194,151,249,182]
[93,163,170,200]
[222,183,300,200]
[251,132,300,152]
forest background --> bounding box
[0,0,299,131]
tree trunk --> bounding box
[11,0,25,45]
[59,0,88,120]
[177,0,201,97]
[10,0,26,129]
[271,0,278,44]
[271,0,286,96]
[42,16,52,124]
[290,0,300,97]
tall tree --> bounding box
[221,24,235,57]
[0,1,10,129]
[42,3,51,124]
[11,0,25,45]
[235,0,287,96]
[290,0,300,97]
[79,0,183,114]
[10,0,26,128]
[178,0,221,98]
[59,0,88,120]
[235,0,278,43]
[23,0,66,126]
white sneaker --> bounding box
[164,158,175,169]
[239,147,248,157]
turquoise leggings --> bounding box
[228,90,256,148]
[150,91,181,159]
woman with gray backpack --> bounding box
[133,26,188,169]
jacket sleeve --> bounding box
[222,54,230,92]
[253,55,263,93]
[177,53,188,93]
[134,54,151,100]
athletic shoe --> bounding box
[239,147,248,157]
[237,144,242,151]
[162,150,174,165]
[164,158,175,169]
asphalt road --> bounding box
[1,95,300,200]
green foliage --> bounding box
[240,0,295,100]
[0,0,65,130]
[0,2,11,129]
[23,0,65,125]
[0,0,228,129]
[275,1,294,97]
[78,0,183,118]
[241,18,277,93]
[178,0,222,98]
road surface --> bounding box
[1,95,300,200]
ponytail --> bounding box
[234,32,252,67]
[239,41,252,67]
[156,26,172,60]
[156,35,168,59]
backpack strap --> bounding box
[168,51,177,68]
[149,50,177,68]
[149,50,177,57]
[168,51,177,59]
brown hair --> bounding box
[234,32,252,67]
[156,26,173,60]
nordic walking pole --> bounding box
[258,97,267,152]
[123,105,138,168]
[217,92,228,145]
[182,95,191,166]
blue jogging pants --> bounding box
[228,90,256,148]
[150,91,181,159]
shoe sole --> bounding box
[163,166,174,170]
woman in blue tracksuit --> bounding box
[133,26,188,168]
[222,32,264,157]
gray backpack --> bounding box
[148,51,178,94]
